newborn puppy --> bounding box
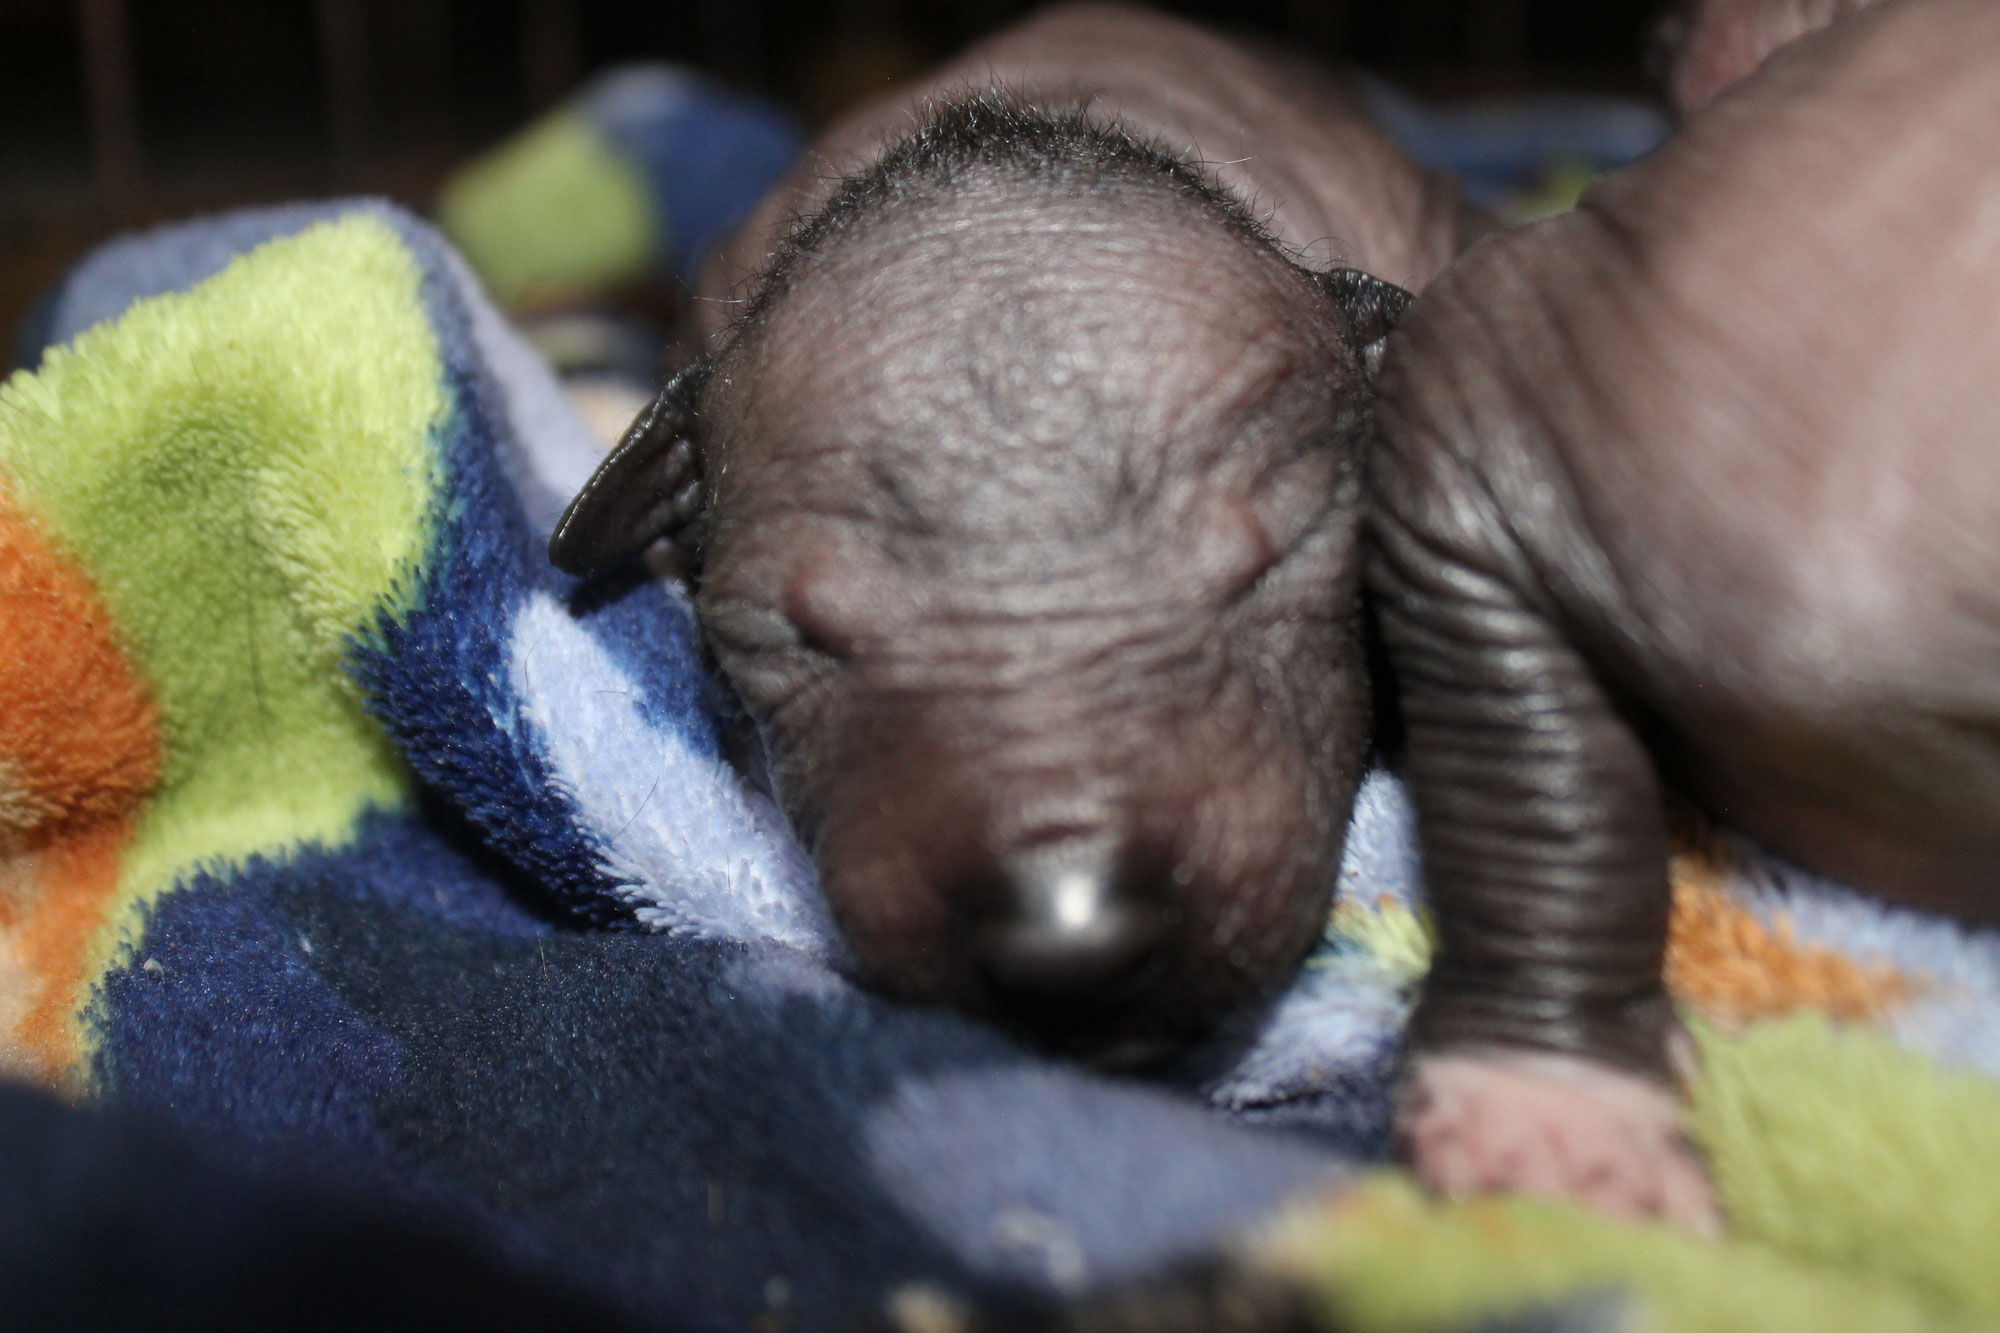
[1372,0,2000,1225]
[552,3,1479,1063]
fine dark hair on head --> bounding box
[721,91,1287,347]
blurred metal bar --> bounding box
[1287,0,1352,58]
[384,0,456,147]
[77,0,142,203]
[521,0,584,110]
[1391,0,1462,66]
[833,0,893,29]
[699,0,768,92]
[316,0,372,174]
[957,0,1017,43]
[1467,0,1530,71]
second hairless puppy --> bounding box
[1376,0,2000,1225]
[553,6,1479,1063]
[1655,0,1885,112]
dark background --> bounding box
[0,0,1676,347]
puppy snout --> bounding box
[950,836,1199,1066]
[970,842,1168,997]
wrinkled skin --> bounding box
[1655,0,1879,111]
[553,4,1479,1061]
[696,5,1474,343]
[1374,0,2000,1225]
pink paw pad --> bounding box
[1398,1049,1721,1234]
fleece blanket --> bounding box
[2,75,1997,1333]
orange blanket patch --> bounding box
[0,496,160,1080]
[1665,853,1910,1025]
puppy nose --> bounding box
[970,842,1166,998]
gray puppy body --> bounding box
[1656,0,1882,112]
[555,4,1479,1060]
[1373,0,2000,1221]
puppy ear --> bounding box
[1313,269,1415,381]
[548,363,710,578]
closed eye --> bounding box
[699,601,846,729]
[699,597,802,657]
[1225,452,1351,598]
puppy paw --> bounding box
[1398,1048,1720,1234]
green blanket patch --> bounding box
[1259,1016,2000,1332]
[438,111,658,309]
[1693,1015,2000,1324]
[0,213,443,984]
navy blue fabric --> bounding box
[349,371,644,927]
[0,1079,655,1333]
[94,815,952,1331]
[93,812,1358,1332]
[587,68,806,285]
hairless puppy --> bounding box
[551,5,1481,1064]
[1374,0,2000,1226]
[1655,0,1882,112]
